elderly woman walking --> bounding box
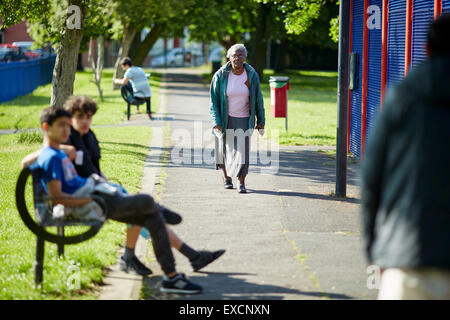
[209,43,265,193]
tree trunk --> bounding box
[273,39,287,73]
[132,23,165,67]
[112,24,137,90]
[249,3,270,81]
[51,1,84,107]
[89,36,104,100]
[266,37,271,69]
[77,52,84,71]
[204,43,210,64]
[128,29,142,61]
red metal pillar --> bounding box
[361,0,369,158]
[435,0,442,19]
[347,0,353,153]
[380,0,389,108]
[405,0,413,76]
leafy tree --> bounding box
[328,1,340,43]
[109,0,156,88]
[329,16,339,43]
[130,0,194,67]
[257,0,325,35]
[85,9,113,101]
[187,0,258,49]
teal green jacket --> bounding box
[209,61,265,133]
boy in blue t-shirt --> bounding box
[38,144,87,195]
[34,106,202,294]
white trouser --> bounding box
[378,268,450,300]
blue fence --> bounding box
[350,0,364,158]
[0,55,56,103]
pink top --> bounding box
[227,69,250,118]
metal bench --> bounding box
[121,89,149,120]
[120,74,151,120]
[15,163,106,286]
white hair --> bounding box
[226,44,247,59]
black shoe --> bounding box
[120,256,153,276]
[160,206,182,225]
[147,112,153,120]
[223,178,233,189]
[191,249,226,272]
[160,273,202,294]
[237,184,247,193]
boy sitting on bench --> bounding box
[113,57,152,119]
[22,96,225,276]
[30,105,202,294]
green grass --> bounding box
[0,68,161,130]
[202,68,338,146]
[261,69,338,146]
[0,126,152,299]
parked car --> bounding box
[0,44,28,63]
[12,41,42,59]
[150,48,192,68]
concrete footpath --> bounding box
[100,69,377,300]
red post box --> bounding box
[269,76,290,118]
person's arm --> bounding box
[210,73,222,131]
[360,89,395,262]
[21,145,78,169]
[254,73,265,130]
[114,77,130,85]
[21,149,43,168]
[114,69,130,85]
[59,144,77,161]
[46,179,92,207]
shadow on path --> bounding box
[142,272,354,300]
[248,189,360,204]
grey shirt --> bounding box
[124,66,152,98]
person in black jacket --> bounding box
[361,14,450,299]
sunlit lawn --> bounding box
[261,69,338,146]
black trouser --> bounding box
[94,192,175,275]
[121,83,151,114]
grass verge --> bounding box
[0,68,161,130]
[261,69,337,146]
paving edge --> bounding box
[98,73,168,300]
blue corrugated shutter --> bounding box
[350,0,364,158]
[443,0,450,14]
[366,0,383,145]
[387,0,407,87]
[412,0,434,68]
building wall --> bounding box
[0,20,33,44]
